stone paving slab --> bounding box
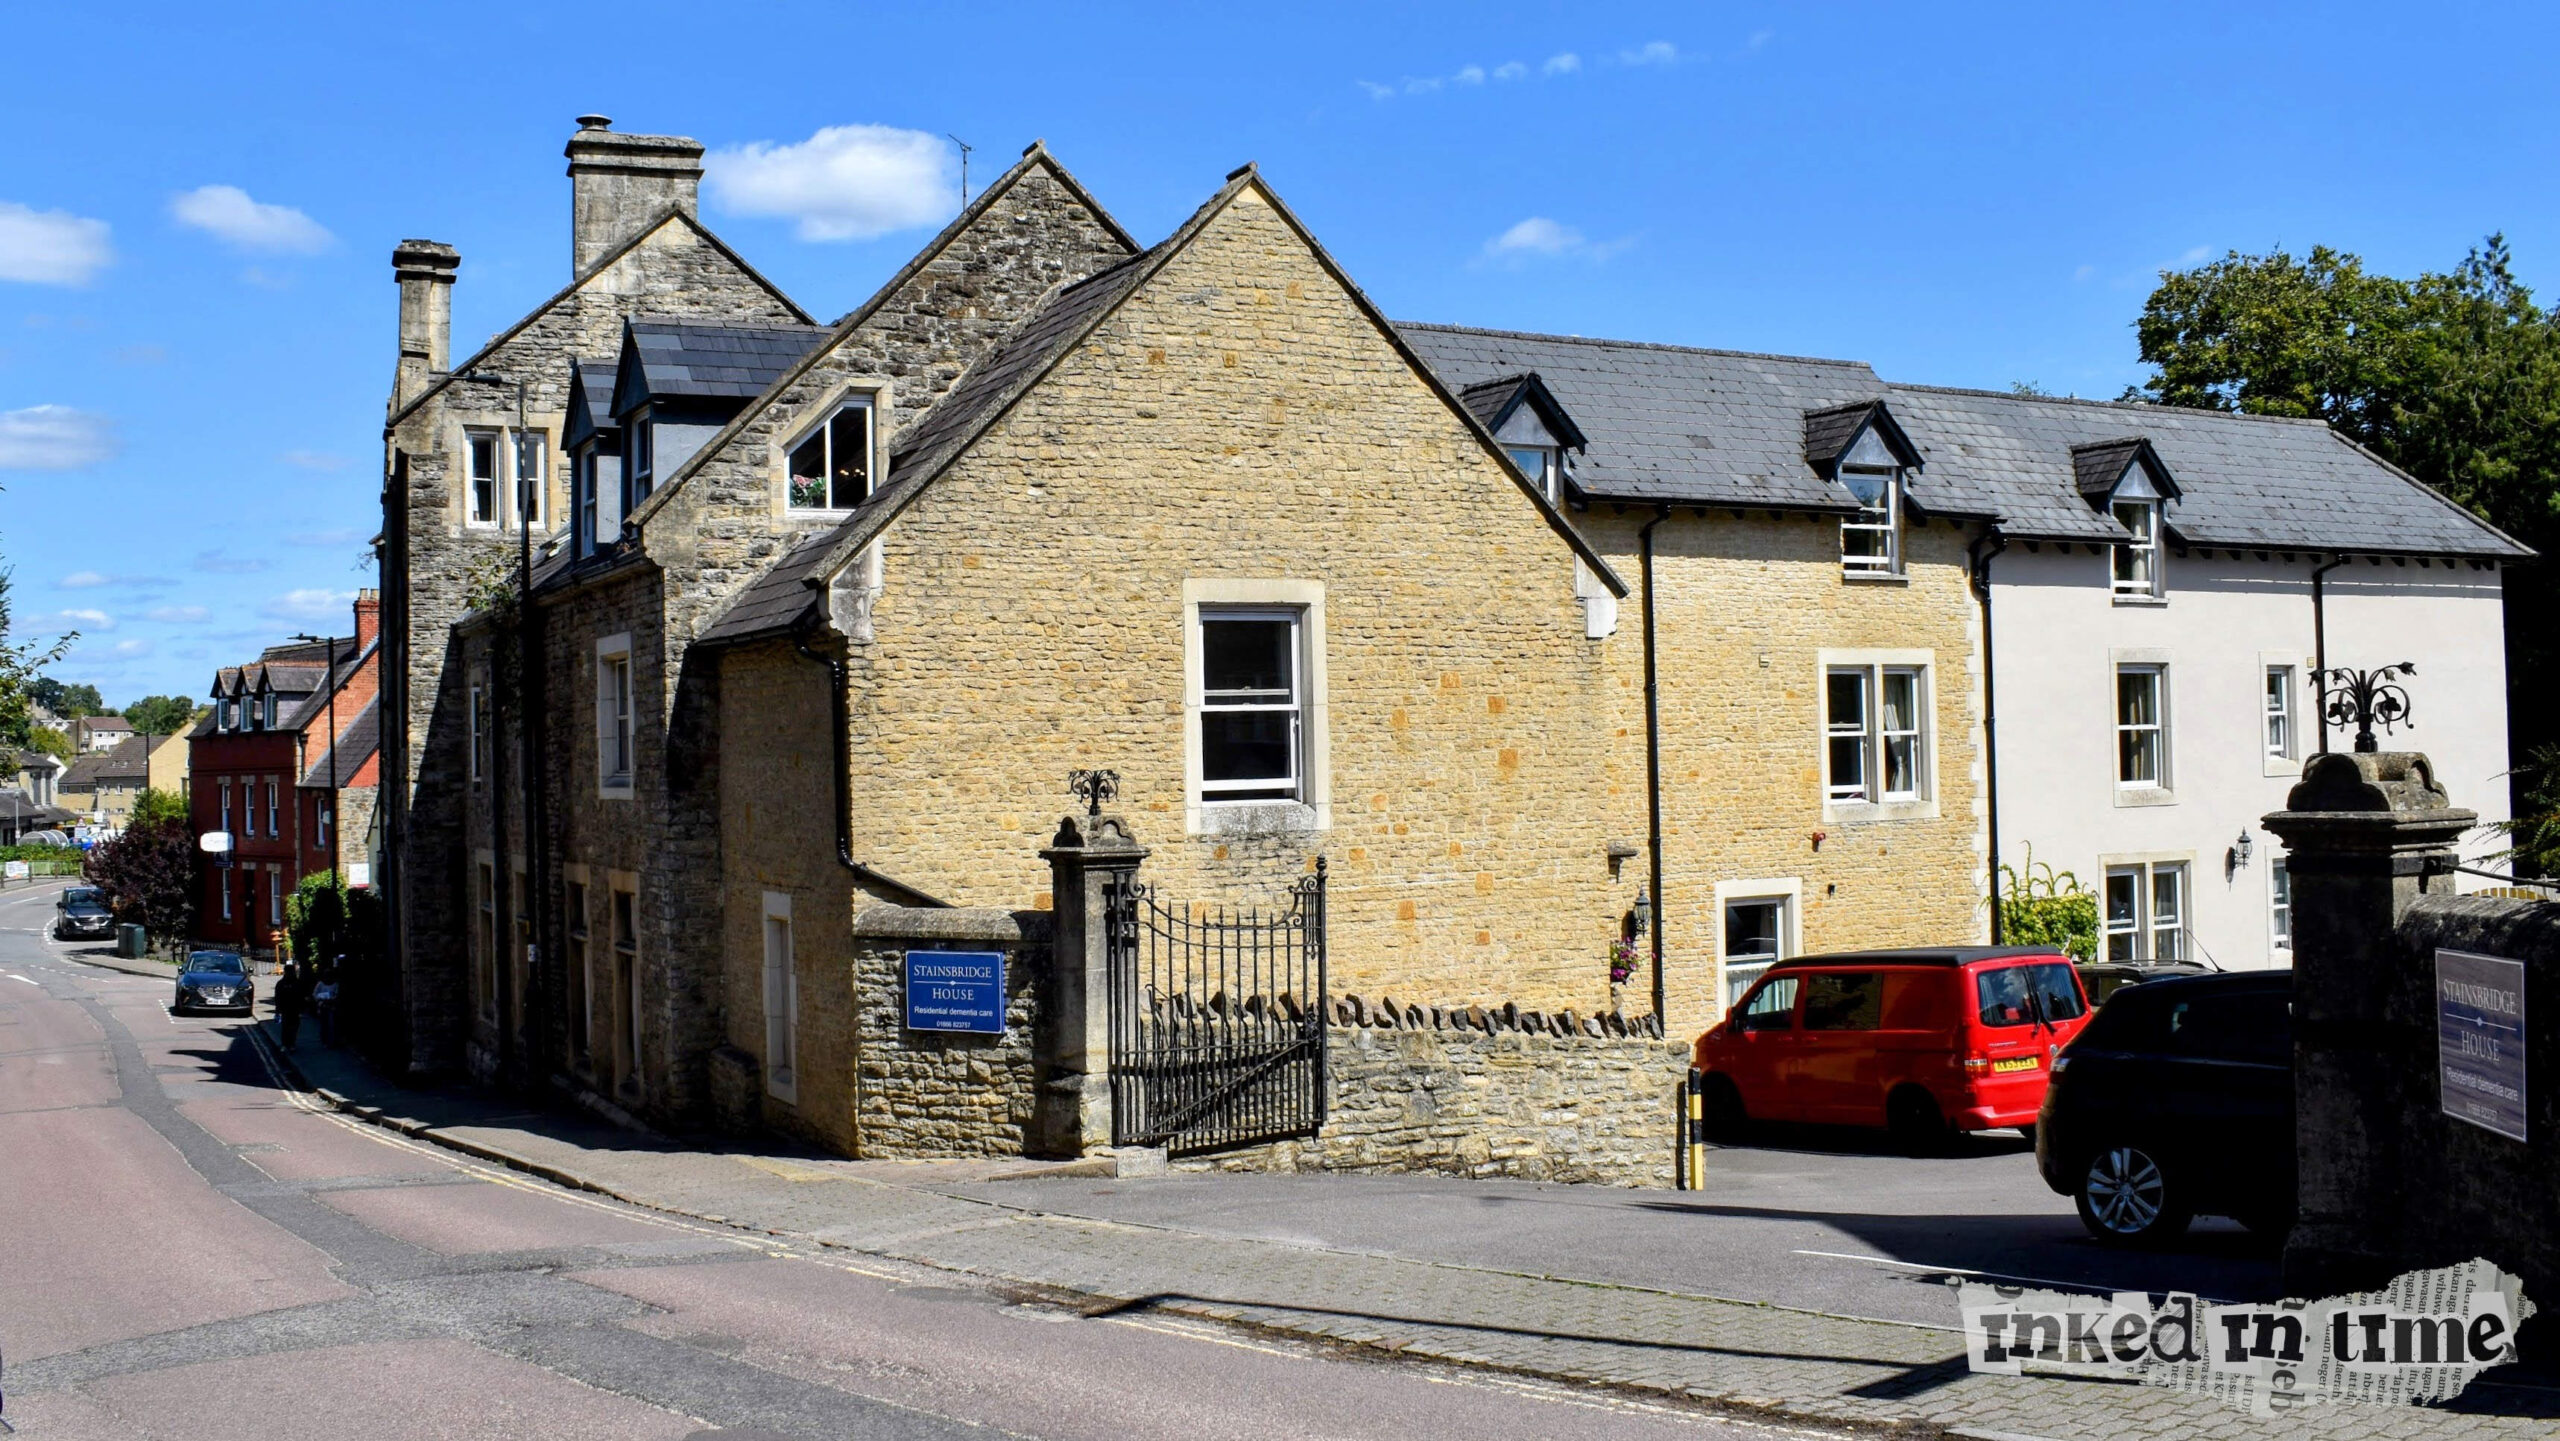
[257,1028,2557,1440]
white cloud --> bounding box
[33,607,112,631]
[62,570,108,588]
[0,202,112,286]
[1358,80,1396,100]
[261,588,355,622]
[2178,244,2214,265]
[0,404,117,470]
[1747,29,1774,51]
[1455,65,1485,85]
[704,125,955,242]
[1620,41,1678,66]
[1493,61,1528,81]
[1486,217,1586,257]
[169,185,333,254]
[1544,52,1581,74]
[147,605,209,623]
[281,449,348,472]
[1403,76,1443,94]
[113,638,152,656]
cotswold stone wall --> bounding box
[849,907,1049,1159]
[1185,997,1688,1187]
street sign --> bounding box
[2,860,24,881]
[904,949,1006,1035]
[2437,949,2527,1143]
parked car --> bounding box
[2036,969,2294,1246]
[174,951,255,1015]
[2074,959,2213,1006]
[1693,946,2094,1153]
[54,885,114,941]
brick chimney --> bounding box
[565,115,705,273]
[391,239,459,410]
[353,588,382,651]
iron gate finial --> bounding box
[2316,662,2416,754]
[1068,768,1120,817]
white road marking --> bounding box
[7,974,38,985]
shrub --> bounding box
[1993,850,2099,961]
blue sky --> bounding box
[6,1,2557,703]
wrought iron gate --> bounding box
[1104,859,1328,1154]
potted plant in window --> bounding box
[1609,934,1638,1014]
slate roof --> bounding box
[615,319,829,411]
[565,356,619,449]
[62,735,149,791]
[300,698,379,788]
[1401,321,2528,558]
[695,527,843,646]
[1457,372,1589,452]
[1884,384,2526,555]
[1399,325,1876,513]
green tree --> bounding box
[0,577,78,750]
[24,724,71,761]
[131,786,190,829]
[286,870,346,963]
[82,814,193,952]
[27,677,105,719]
[2132,236,2560,859]
[122,695,196,736]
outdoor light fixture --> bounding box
[2227,828,2254,877]
[1631,885,1652,937]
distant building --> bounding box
[59,735,150,830]
[70,715,131,754]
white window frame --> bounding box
[596,634,635,799]
[511,428,547,531]
[2259,651,2305,777]
[2264,664,2295,760]
[1713,877,1803,1014]
[1504,443,1560,503]
[265,778,279,837]
[1839,466,1902,577]
[783,396,877,514]
[268,864,285,926]
[2111,498,2164,599]
[2269,857,2292,955]
[219,867,232,920]
[1818,650,1936,820]
[218,698,236,731]
[627,406,654,505]
[465,428,501,527]
[2114,661,2170,795]
[2101,858,2190,963]
[467,682,487,787]
[762,891,798,1104]
[1182,580,1330,834]
[219,780,232,834]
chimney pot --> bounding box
[576,114,612,131]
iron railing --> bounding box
[1105,859,1327,1155]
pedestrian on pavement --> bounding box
[313,966,340,1047]
[276,962,307,1048]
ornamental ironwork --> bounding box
[1068,768,1120,817]
[2317,662,2416,754]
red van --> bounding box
[1693,947,2093,1151]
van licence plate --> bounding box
[1990,1056,2040,1074]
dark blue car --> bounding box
[174,950,255,1015]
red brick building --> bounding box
[191,592,381,950]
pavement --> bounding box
[0,880,1815,1441]
[227,978,2558,1437]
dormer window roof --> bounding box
[2070,436,2183,507]
[1457,371,1587,503]
[564,356,621,451]
[1802,400,1923,481]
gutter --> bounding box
[2310,553,2349,752]
[790,620,949,909]
[1639,504,1670,1025]
[1968,528,2009,943]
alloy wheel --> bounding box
[2084,1145,2166,1234]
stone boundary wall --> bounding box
[850,906,1050,1159]
[1183,994,1688,1187]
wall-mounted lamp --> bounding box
[1811,829,1827,853]
[1631,885,1652,937]
[2226,828,2254,877]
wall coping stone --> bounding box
[853,906,1054,945]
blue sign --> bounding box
[905,949,1006,1035]
[2437,949,2527,1143]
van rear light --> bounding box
[1962,1056,1990,1077]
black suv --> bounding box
[2036,970,2293,1246]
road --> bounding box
[0,877,1823,1440]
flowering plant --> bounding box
[1609,935,1639,986]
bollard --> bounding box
[1682,1068,1707,1191]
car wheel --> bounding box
[1887,1086,1952,1156]
[2075,1143,2193,1246]
[1699,1074,1749,1141]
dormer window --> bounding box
[628,407,655,506]
[2074,438,2180,602]
[788,399,874,512]
[219,698,236,731]
[2112,498,2161,596]
[1835,426,1904,577]
[1505,445,1560,502]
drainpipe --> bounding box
[790,620,948,909]
[1639,504,1670,1027]
[2311,553,2349,753]
[1968,528,2008,943]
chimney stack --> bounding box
[353,589,382,651]
[564,115,706,273]
[391,240,460,411]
